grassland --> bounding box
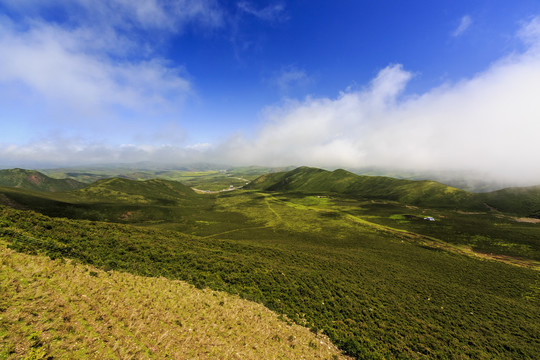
[2,189,539,359]
[41,165,278,190]
[246,167,482,210]
[0,242,346,359]
[0,169,84,192]
[1,167,539,359]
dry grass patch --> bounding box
[0,243,348,359]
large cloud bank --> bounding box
[2,11,540,185]
[215,17,540,184]
[0,0,222,131]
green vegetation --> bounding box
[75,178,198,203]
[247,167,482,209]
[0,169,84,192]
[478,185,540,218]
[42,165,283,189]
[0,242,345,359]
[1,166,539,359]
[0,177,213,225]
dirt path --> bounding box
[200,225,268,239]
[262,194,282,222]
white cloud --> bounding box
[0,0,224,31]
[452,15,472,37]
[518,16,540,52]
[237,1,287,22]
[213,18,540,185]
[3,10,540,187]
[0,18,190,118]
[6,26,540,186]
[0,0,224,139]
[0,139,205,168]
[270,66,313,93]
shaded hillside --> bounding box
[248,166,481,209]
[0,178,209,224]
[0,168,84,192]
[75,177,198,204]
[0,243,346,360]
[478,185,540,218]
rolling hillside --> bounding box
[247,167,481,209]
[0,168,85,192]
[478,185,540,218]
[75,177,198,204]
[2,201,538,359]
[0,166,539,358]
[0,177,209,224]
[0,242,346,359]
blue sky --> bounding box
[2,1,540,184]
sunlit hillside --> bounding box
[0,243,347,359]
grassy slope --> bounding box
[42,166,285,188]
[0,177,213,224]
[247,167,480,209]
[478,185,540,218]
[1,167,539,358]
[0,169,84,192]
[250,167,540,217]
[2,203,539,359]
[0,243,346,360]
[75,178,198,203]
[2,173,537,262]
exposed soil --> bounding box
[512,217,540,223]
[26,173,42,185]
[118,211,133,220]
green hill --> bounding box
[478,185,540,218]
[248,166,480,209]
[0,168,85,192]
[75,177,198,204]
[0,177,208,224]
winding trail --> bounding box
[262,194,282,222]
[200,225,268,239]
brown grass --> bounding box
[0,243,348,359]
[511,216,540,223]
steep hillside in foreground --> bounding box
[0,244,346,360]
[0,168,85,192]
[247,167,481,209]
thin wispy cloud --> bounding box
[0,0,225,142]
[0,0,225,32]
[452,15,472,37]
[237,1,288,22]
[269,66,313,93]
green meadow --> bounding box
[0,167,539,359]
